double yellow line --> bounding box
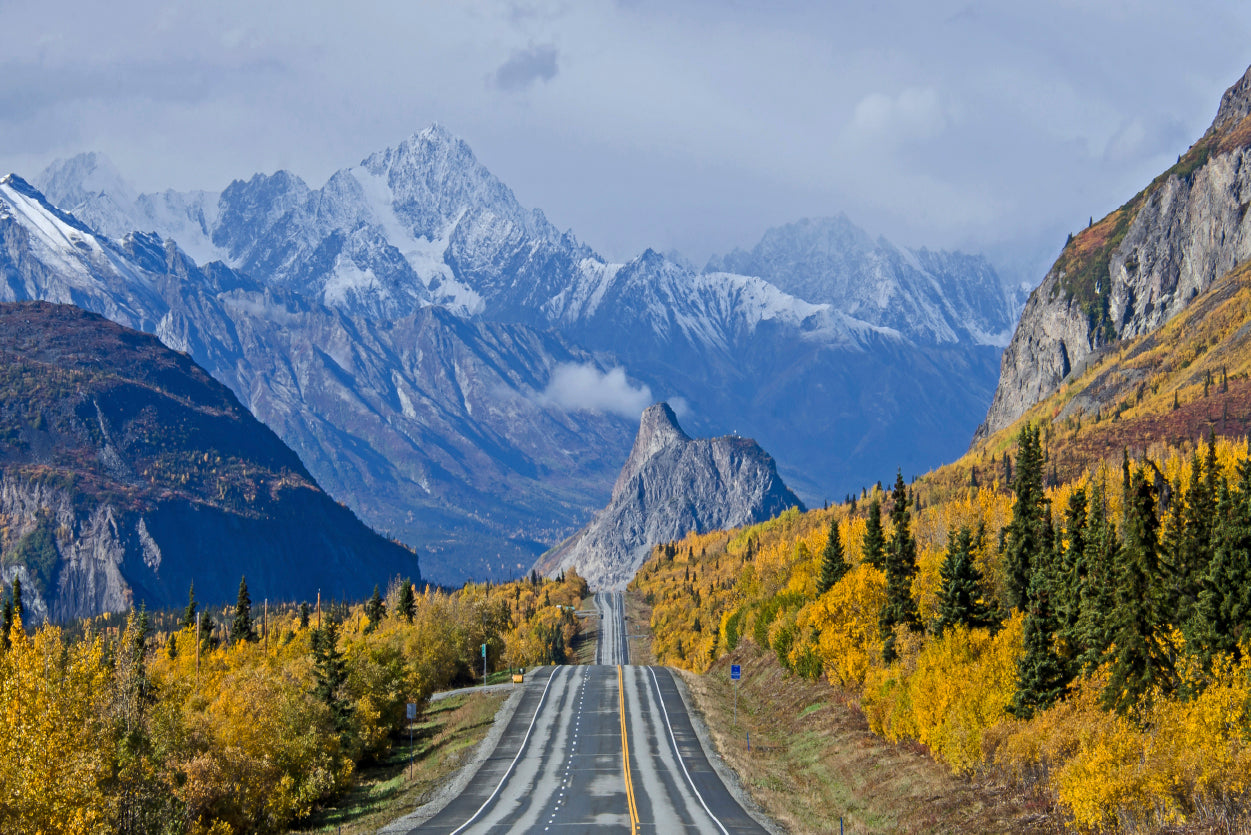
[617,665,639,833]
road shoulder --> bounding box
[668,667,787,835]
[378,682,527,833]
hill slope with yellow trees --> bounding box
[631,87,1251,826]
[0,569,588,834]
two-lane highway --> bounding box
[406,591,767,833]
[595,589,629,665]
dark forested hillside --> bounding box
[0,301,419,621]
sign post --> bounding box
[730,664,741,727]
[406,702,417,778]
[482,643,487,686]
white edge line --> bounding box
[647,665,731,835]
[448,666,563,835]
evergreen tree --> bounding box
[880,471,922,662]
[198,610,216,653]
[935,526,999,633]
[180,582,197,630]
[1011,565,1068,719]
[312,614,352,732]
[1104,469,1174,714]
[817,519,849,594]
[1,594,11,651]
[1056,487,1088,658]
[1191,460,1251,664]
[299,602,310,629]
[862,497,886,570]
[231,576,256,643]
[365,584,386,632]
[1175,440,1219,625]
[10,576,21,625]
[397,579,416,623]
[1004,424,1047,611]
[1076,480,1117,672]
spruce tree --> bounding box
[397,579,416,623]
[862,497,886,570]
[180,582,197,630]
[935,526,999,633]
[1104,469,1173,714]
[198,610,216,653]
[1011,566,1068,719]
[312,614,352,731]
[1,594,11,651]
[299,602,310,629]
[817,519,849,594]
[880,471,922,662]
[1191,460,1251,664]
[1076,480,1117,672]
[10,576,22,625]
[231,576,256,643]
[1175,440,1218,625]
[365,584,386,632]
[1056,487,1088,659]
[1004,424,1047,611]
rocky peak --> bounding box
[534,402,803,590]
[35,152,136,211]
[1211,65,1251,134]
[613,402,691,493]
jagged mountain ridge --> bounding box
[705,215,1016,347]
[535,403,803,590]
[20,128,1012,582]
[0,174,635,584]
[977,63,1251,441]
[0,301,420,622]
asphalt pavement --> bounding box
[404,591,767,833]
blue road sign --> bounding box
[731,664,741,680]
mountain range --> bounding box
[4,127,1017,584]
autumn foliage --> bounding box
[630,435,1251,830]
[0,569,588,834]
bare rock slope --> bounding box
[977,63,1251,441]
[535,403,802,590]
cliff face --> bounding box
[535,403,803,590]
[0,301,419,623]
[977,64,1251,442]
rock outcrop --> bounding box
[977,64,1251,441]
[534,403,803,590]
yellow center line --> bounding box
[618,664,639,833]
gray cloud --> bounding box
[0,2,1250,291]
[539,363,651,418]
[492,44,559,92]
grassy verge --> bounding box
[287,690,508,834]
[624,591,654,665]
[660,631,1055,832]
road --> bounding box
[405,591,767,833]
[595,588,629,665]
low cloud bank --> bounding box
[540,363,652,418]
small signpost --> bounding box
[406,702,417,778]
[730,664,741,726]
[482,643,488,686]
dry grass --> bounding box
[625,590,655,665]
[675,641,1057,834]
[286,690,508,834]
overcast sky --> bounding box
[2,1,1250,286]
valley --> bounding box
[5,9,1251,834]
